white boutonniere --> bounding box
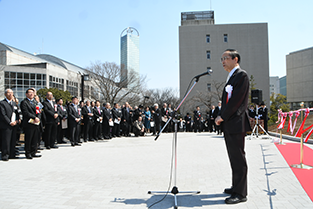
[225,85,233,99]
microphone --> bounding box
[194,69,213,79]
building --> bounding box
[179,11,270,112]
[279,76,286,97]
[120,27,140,86]
[0,42,91,102]
[270,76,280,96]
[286,46,313,109]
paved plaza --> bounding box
[1,132,313,209]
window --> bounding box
[224,34,228,43]
[206,34,210,43]
[207,83,211,92]
[206,51,211,59]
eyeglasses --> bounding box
[220,56,231,63]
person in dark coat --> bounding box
[20,88,42,159]
[102,103,113,139]
[193,106,202,133]
[152,104,161,135]
[214,102,222,135]
[258,101,268,133]
[67,96,82,146]
[42,92,59,149]
[112,103,122,137]
[121,102,132,137]
[56,98,67,144]
[215,49,251,204]
[82,100,94,142]
[0,89,20,161]
[184,113,192,132]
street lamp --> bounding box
[80,73,90,102]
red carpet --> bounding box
[275,143,313,201]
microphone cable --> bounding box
[147,132,176,208]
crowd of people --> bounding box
[0,87,268,162]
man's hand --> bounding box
[215,116,223,126]
[34,117,40,123]
[10,121,17,126]
[54,114,58,119]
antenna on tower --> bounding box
[210,0,212,10]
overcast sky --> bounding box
[1,0,312,91]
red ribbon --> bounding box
[36,106,40,114]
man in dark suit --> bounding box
[214,102,223,135]
[93,100,102,140]
[161,103,169,133]
[42,92,59,149]
[121,102,131,137]
[193,106,201,133]
[20,88,42,159]
[208,105,216,132]
[82,100,94,142]
[184,113,191,132]
[112,103,122,137]
[102,103,113,139]
[0,89,20,161]
[215,49,251,204]
[68,96,81,146]
[258,101,268,133]
[56,98,67,144]
[152,104,161,135]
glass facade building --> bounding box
[120,27,140,86]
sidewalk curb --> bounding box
[268,131,313,144]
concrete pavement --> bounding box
[0,132,313,209]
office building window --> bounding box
[4,71,46,101]
[224,34,228,43]
[66,80,78,96]
[49,75,64,90]
[206,34,210,43]
[207,83,211,92]
[206,51,211,59]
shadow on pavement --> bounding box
[112,193,229,208]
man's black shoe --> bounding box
[46,146,51,150]
[224,187,233,194]
[75,143,81,146]
[25,154,33,159]
[2,156,9,161]
[225,194,247,204]
[51,146,58,149]
[31,154,41,158]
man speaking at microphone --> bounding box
[215,49,251,204]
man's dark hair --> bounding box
[26,88,34,94]
[225,49,240,64]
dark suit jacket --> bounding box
[42,99,59,124]
[82,105,93,123]
[93,106,102,122]
[221,68,251,134]
[20,98,41,129]
[112,108,122,120]
[68,104,81,127]
[193,110,201,123]
[102,107,112,124]
[122,107,131,122]
[153,108,161,124]
[0,99,19,129]
[57,105,67,121]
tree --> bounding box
[142,87,180,108]
[269,93,290,125]
[37,88,72,103]
[85,61,146,105]
[191,80,224,110]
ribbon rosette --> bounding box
[225,85,233,103]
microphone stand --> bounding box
[148,77,201,209]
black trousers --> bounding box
[24,127,39,155]
[224,131,248,197]
[94,121,101,139]
[69,123,80,143]
[122,121,130,136]
[102,122,111,138]
[194,121,201,132]
[209,119,216,132]
[44,123,57,147]
[57,124,64,143]
[113,123,120,137]
[1,127,17,159]
[83,120,91,141]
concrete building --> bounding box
[0,42,91,102]
[270,76,280,96]
[179,11,270,112]
[279,76,286,97]
[120,27,140,86]
[286,46,313,109]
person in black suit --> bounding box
[56,98,67,144]
[20,88,42,159]
[82,100,94,142]
[93,100,102,140]
[112,103,122,137]
[161,103,169,133]
[208,105,216,132]
[258,101,268,133]
[67,96,81,146]
[102,103,113,139]
[0,89,20,161]
[184,113,191,132]
[42,92,59,149]
[215,49,251,204]
[121,102,132,137]
[193,106,201,133]
[152,104,161,135]
[214,102,223,135]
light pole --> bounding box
[143,96,149,107]
[80,73,90,102]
